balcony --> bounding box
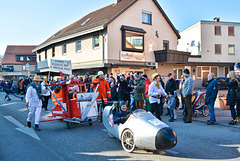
[154,50,190,64]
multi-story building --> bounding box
[178,18,240,88]
[33,0,190,78]
[0,45,37,80]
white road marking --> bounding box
[4,116,40,141]
[219,144,240,152]
[164,149,179,155]
[0,102,18,106]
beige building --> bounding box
[178,18,240,88]
[34,0,189,78]
[0,45,37,80]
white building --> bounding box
[33,0,190,79]
[178,19,240,88]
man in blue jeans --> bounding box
[205,73,218,125]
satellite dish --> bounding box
[190,40,195,47]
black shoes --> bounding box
[21,97,24,100]
[184,120,192,123]
[165,113,170,116]
[207,119,216,122]
[7,99,11,101]
[27,122,31,128]
[169,118,174,122]
[35,124,41,131]
[228,120,237,125]
[207,122,214,125]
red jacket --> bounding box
[91,78,111,104]
[145,78,151,98]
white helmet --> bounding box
[98,71,104,76]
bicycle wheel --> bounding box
[202,105,209,117]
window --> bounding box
[62,44,67,54]
[142,12,152,25]
[225,67,229,77]
[215,44,222,54]
[81,18,92,26]
[173,68,183,80]
[228,27,234,36]
[123,31,144,52]
[39,55,41,62]
[27,56,31,61]
[93,35,99,48]
[211,67,218,77]
[45,50,47,59]
[76,40,81,52]
[215,26,221,35]
[228,44,235,55]
[33,56,36,62]
[23,65,26,71]
[197,67,201,78]
[20,56,24,61]
[52,47,55,57]
[163,40,169,50]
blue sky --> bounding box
[0,0,239,56]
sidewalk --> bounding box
[173,89,240,129]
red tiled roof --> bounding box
[34,0,180,52]
[1,45,37,65]
[0,59,2,65]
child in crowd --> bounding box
[167,91,176,122]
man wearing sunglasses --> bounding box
[26,75,44,131]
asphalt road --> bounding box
[0,92,239,161]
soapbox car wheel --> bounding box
[121,129,135,153]
[88,119,92,126]
[202,105,209,117]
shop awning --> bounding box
[154,50,190,64]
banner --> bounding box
[49,59,72,75]
[120,51,145,62]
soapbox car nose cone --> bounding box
[155,127,177,150]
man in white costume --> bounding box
[26,75,44,131]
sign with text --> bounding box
[49,59,72,75]
[120,51,145,62]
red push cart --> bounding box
[40,83,99,129]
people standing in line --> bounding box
[109,81,118,102]
[23,76,31,94]
[236,81,240,123]
[117,74,127,102]
[133,73,145,109]
[166,91,176,122]
[84,74,92,92]
[182,68,193,123]
[109,73,116,85]
[105,73,109,83]
[142,74,151,112]
[26,76,44,131]
[159,75,165,115]
[165,73,176,115]
[205,73,218,125]
[179,75,185,110]
[148,73,167,120]
[41,77,50,111]
[226,71,238,125]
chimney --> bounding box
[213,17,220,22]
[114,0,122,4]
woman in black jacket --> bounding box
[226,71,238,125]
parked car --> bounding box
[204,77,229,90]
[102,107,177,153]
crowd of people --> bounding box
[1,67,240,131]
